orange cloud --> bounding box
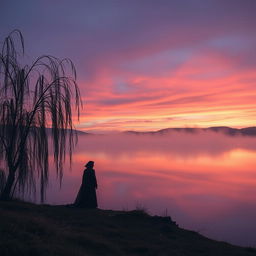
[74,47,256,132]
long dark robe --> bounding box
[74,168,98,208]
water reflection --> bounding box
[46,131,256,247]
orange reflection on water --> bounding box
[46,131,256,246]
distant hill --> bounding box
[3,126,256,137]
[124,127,256,136]
[0,201,255,256]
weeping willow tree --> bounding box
[0,30,81,201]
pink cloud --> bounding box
[75,48,256,132]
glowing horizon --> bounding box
[76,60,256,132]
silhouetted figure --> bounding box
[74,161,98,208]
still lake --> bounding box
[44,130,256,247]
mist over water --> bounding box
[45,131,256,247]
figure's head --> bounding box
[85,161,94,169]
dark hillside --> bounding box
[0,201,255,255]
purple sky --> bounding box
[1,0,256,131]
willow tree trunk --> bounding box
[0,169,15,201]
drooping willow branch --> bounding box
[0,30,82,201]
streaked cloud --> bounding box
[2,0,256,132]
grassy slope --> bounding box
[0,201,255,256]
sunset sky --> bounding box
[1,0,256,132]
